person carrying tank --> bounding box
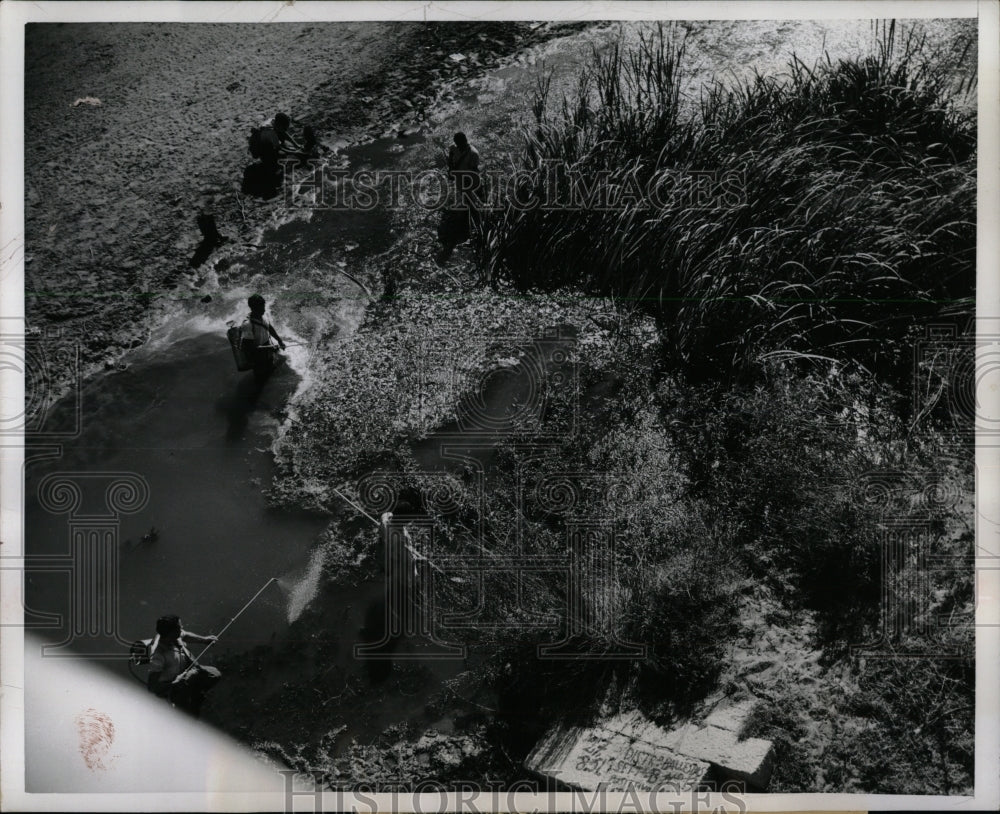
[146,615,221,717]
[256,112,304,173]
[239,293,287,386]
[436,131,482,265]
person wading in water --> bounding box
[146,615,221,717]
[240,293,287,386]
[436,131,482,266]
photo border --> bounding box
[1,1,996,811]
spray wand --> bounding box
[328,485,465,584]
[185,577,280,670]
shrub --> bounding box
[656,362,973,648]
[628,520,740,712]
[744,632,973,793]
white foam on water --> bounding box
[280,340,312,389]
[139,291,248,354]
[285,542,327,624]
[134,287,320,461]
[142,292,311,360]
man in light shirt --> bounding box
[240,293,287,386]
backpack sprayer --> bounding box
[128,577,279,684]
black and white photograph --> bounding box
[1,1,997,811]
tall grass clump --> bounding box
[483,21,975,383]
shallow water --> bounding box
[22,121,450,747]
[24,330,329,671]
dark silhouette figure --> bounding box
[436,131,482,266]
[241,161,281,199]
[239,294,286,387]
[360,599,397,685]
[189,212,227,268]
[243,112,308,198]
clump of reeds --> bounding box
[482,21,976,382]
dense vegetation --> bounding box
[271,21,975,793]
[481,22,975,388]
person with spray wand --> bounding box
[239,294,287,386]
[326,484,465,585]
[142,578,278,717]
[146,615,221,718]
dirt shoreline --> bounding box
[24,21,587,406]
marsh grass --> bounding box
[481,21,975,383]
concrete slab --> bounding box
[526,707,776,792]
[661,724,775,788]
[703,699,757,734]
[525,719,710,792]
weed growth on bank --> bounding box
[481,21,975,385]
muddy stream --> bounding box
[23,134,477,754]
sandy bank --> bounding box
[23,21,584,400]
